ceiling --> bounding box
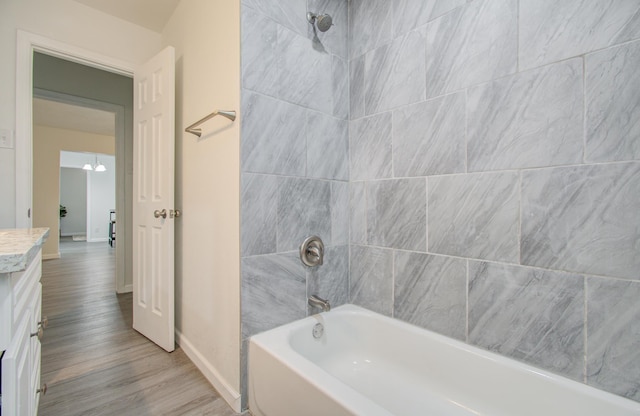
[72,0,181,32]
[33,98,116,136]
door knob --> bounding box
[31,327,44,340]
[170,209,181,218]
[39,316,49,329]
[154,209,167,219]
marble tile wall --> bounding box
[239,0,349,406]
[349,0,640,403]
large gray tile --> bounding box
[241,91,306,175]
[521,163,640,280]
[392,0,466,38]
[276,25,333,114]
[331,181,349,246]
[241,253,306,338]
[467,59,583,171]
[586,40,640,163]
[367,179,427,251]
[307,111,348,181]
[332,56,349,120]
[350,182,367,245]
[428,172,520,262]
[469,261,585,380]
[307,245,349,313]
[394,252,466,340]
[364,28,426,114]
[241,7,279,96]
[242,0,308,36]
[425,0,517,98]
[350,245,393,316]
[277,177,332,252]
[307,0,348,59]
[241,174,277,256]
[349,0,393,59]
[587,278,640,401]
[392,92,465,177]
[240,339,249,409]
[519,0,640,70]
[350,113,393,181]
[349,56,365,120]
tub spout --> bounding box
[308,295,331,312]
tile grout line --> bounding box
[583,277,588,384]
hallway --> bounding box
[38,239,237,415]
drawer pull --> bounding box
[31,327,44,340]
[38,316,49,329]
[37,384,48,396]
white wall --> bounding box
[87,155,115,242]
[162,0,241,411]
[59,167,87,236]
[0,0,162,227]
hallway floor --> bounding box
[38,238,238,415]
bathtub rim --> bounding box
[248,303,640,414]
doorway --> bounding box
[26,46,133,293]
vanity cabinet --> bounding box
[0,228,48,416]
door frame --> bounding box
[16,30,134,292]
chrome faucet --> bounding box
[308,295,331,312]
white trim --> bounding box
[176,330,242,413]
[42,253,60,260]
[120,284,133,294]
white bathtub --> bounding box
[248,304,640,416]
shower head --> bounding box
[307,12,333,32]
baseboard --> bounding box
[176,330,242,413]
[42,252,60,260]
[87,237,108,243]
[60,232,86,237]
[117,284,133,294]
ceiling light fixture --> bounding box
[82,154,107,172]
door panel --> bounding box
[132,46,175,352]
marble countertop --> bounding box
[0,228,49,274]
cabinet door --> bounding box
[2,317,32,416]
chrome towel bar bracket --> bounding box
[185,109,236,137]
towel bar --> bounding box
[185,109,236,137]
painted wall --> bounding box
[0,0,161,228]
[162,0,242,410]
[348,0,640,403]
[33,126,114,258]
[59,167,87,236]
[239,0,349,405]
[86,155,115,243]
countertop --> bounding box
[0,228,50,273]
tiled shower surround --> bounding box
[240,0,640,406]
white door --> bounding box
[132,46,176,352]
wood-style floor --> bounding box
[38,238,238,416]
